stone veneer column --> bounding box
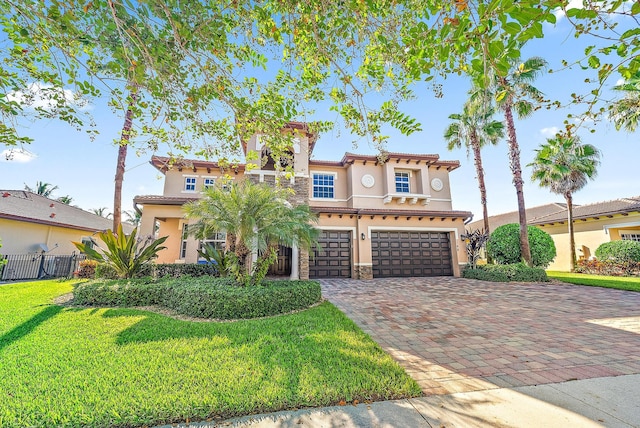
[355,265,373,280]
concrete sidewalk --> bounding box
[159,374,640,428]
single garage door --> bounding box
[309,230,351,278]
[372,231,453,278]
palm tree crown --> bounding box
[529,134,601,271]
[609,71,640,133]
[24,181,59,198]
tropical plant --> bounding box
[197,243,231,277]
[486,223,556,268]
[529,134,601,271]
[184,180,319,285]
[444,93,504,234]
[123,210,142,227]
[24,181,58,198]
[492,56,548,267]
[73,224,167,279]
[609,71,640,133]
[461,228,490,269]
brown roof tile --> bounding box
[468,203,567,231]
[530,196,640,225]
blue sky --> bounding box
[2,12,638,222]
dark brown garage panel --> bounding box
[372,231,453,278]
[309,230,351,278]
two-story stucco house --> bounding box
[134,123,472,279]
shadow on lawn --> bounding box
[0,305,62,352]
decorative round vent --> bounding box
[431,178,444,192]
[361,174,375,188]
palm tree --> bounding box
[609,71,640,133]
[123,209,142,227]
[184,180,319,283]
[493,56,548,266]
[91,207,113,218]
[529,134,601,271]
[57,195,73,205]
[444,94,504,234]
[24,181,58,198]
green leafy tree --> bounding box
[491,56,548,267]
[487,223,556,268]
[73,224,167,279]
[609,71,640,134]
[24,181,58,198]
[184,180,319,285]
[529,134,600,271]
[444,93,504,234]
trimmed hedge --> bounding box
[462,263,549,282]
[94,262,219,280]
[574,259,640,277]
[595,240,640,263]
[73,277,322,320]
[486,223,556,268]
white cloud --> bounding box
[554,0,585,21]
[1,148,37,163]
[540,126,560,137]
[616,78,625,86]
[6,82,91,112]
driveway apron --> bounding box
[320,278,640,396]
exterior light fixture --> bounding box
[361,233,366,240]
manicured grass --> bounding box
[0,280,420,428]
[547,271,640,292]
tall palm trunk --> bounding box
[565,192,576,271]
[470,129,490,234]
[112,89,138,231]
[503,100,533,266]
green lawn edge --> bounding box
[0,279,421,428]
[547,271,640,292]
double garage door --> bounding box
[371,231,453,278]
[310,229,453,278]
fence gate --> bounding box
[0,254,86,281]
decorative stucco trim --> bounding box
[604,221,640,234]
[367,226,461,240]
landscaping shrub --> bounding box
[154,263,219,278]
[77,259,98,278]
[95,263,119,279]
[574,259,640,277]
[73,277,322,319]
[486,223,556,268]
[462,263,549,282]
[595,240,640,263]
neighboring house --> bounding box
[0,190,118,255]
[134,123,472,279]
[475,197,640,271]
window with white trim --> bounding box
[312,173,334,199]
[395,171,410,193]
[180,224,189,259]
[621,233,640,242]
[203,177,215,189]
[184,177,197,191]
[199,232,226,256]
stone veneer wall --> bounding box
[248,174,311,279]
[355,265,373,280]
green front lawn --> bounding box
[0,280,420,428]
[547,271,640,292]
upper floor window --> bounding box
[313,173,335,199]
[395,171,410,193]
[184,177,197,192]
[203,178,215,189]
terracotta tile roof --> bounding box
[340,152,460,170]
[530,196,640,225]
[468,203,567,231]
[311,206,472,220]
[133,195,200,206]
[0,190,120,232]
[150,156,246,174]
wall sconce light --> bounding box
[361,233,366,240]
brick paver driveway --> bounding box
[320,277,640,395]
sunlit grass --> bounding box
[547,271,640,292]
[0,279,420,428]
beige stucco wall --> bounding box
[162,169,245,197]
[537,213,640,271]
[309,161,454,211]
[0,218,95,255]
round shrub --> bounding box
[595,240,640,263]
[462,263,549,282]
[486,223,556,268]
